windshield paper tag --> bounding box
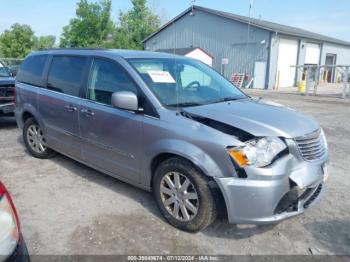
[147,71,176,83]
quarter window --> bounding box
[17,55,48,86]
[47,56,87,97]
[87,59,138,105]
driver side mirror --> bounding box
[111,91,139,112]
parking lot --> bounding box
[0,90,349,256]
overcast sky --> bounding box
[1,0,349,42]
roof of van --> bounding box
[31,48,184,59]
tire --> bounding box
[153,157,217,232]
[23,117,56,159]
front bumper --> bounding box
[215,154,328,224]
[0,103,15,115]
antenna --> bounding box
[247,0,254,44]
[172,18,180,115]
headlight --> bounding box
[0,183,19,257]
[228,137,287,168]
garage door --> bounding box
[305,43,321,64]
[277,38,299,87]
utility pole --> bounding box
[190,0,195,14]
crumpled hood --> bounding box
[183,98,319,139]
[0,77,15,86]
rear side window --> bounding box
[47,56,87,97]
[17,55,48,86]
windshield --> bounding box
[0,66,10,77]
[128,58,246,107]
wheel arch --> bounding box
[22,111,34,123]
[149,151,228,221]
[19,103,45,131]
[146,139,226,189]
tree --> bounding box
[113,0,160,50]
[0,23,36,58]
[60,0,114,48]
[34,35,56,50]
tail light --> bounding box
[0,182,20,257]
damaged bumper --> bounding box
[215,148,328,224]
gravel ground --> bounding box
[0,91,349,256]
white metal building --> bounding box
[143,6,350,89]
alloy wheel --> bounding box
[26,124,47,154]
[160,172,199,222]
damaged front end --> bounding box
[180,109,328,224]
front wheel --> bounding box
[23,118,56,159]
[153,157,217,232]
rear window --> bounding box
[17,55,48,86]
[47,56,87,97]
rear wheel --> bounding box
[153,157,217,232]
[23,118,55,159]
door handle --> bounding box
[65,105,77,112]
[81,108,95,117]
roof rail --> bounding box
[38,48,110,51]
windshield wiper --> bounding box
[167,102,203,108]
[210,97,241,104]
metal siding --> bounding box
[320,43,350,65]
[145,10,270,81]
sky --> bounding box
[1,0,350,42]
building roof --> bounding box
[157,47,213,57]
[143,6,350,47]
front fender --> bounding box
[143,139,225,188]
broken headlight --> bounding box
[229,137,287,168]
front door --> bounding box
[253,61,267,89]
[39,55,89,158]
[79,58,143,183]
[325,54,337,83]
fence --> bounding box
[292,65,350,98]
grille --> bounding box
[0,85,14,104]
[295,129,326,161]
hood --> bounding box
[0,77,15,86]
[183,98,319,139]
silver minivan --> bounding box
[15,49,328,232]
